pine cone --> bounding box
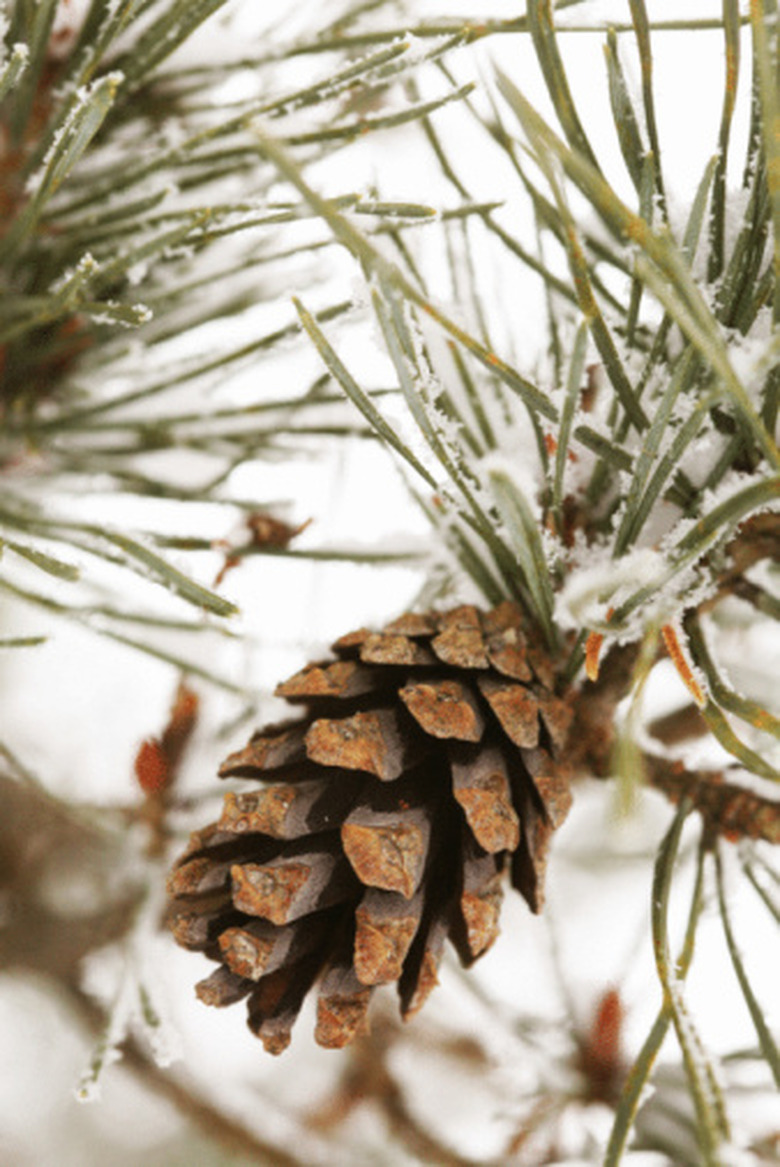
[167,602,574,1054]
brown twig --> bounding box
[310,1013,488,1167]
[709,512,780,605]
[643,754,780,845]
[567,642,641,776]
[646,704,709,747]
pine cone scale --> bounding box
[399,677,486,741]
[218,777,361,840]
[524,748,573,827]
[399,913,449,1018]
[341,815,429,900]
[196,965,253,1008]
[168,831,282,897]
[171,902,241,952]
[430,604,491,669]
[219,913,331,982]
[275,659,379,700]
[360,632,436,666]
[354,888,422,985]
[537,692,574,750]
[512,804,553,913]
[218,724,308,776]
[315,963,373,1049]
[453,837,504,962]
[304,708,414,780]
[230,846,357,926]
[247,952,325,1054]
[383,612,439,637]
[478,675,540,748]
[449,741,521,853]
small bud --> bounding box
[134,739,170,795]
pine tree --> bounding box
[2,2,778,1165]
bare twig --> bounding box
[643,755,780,846]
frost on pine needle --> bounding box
[556,547,668,636]
[0,41,29,100]
[75,998,128,1103]
[83,300,153,327]
[1,0,464,676]
[77,886,183,1102]
[23,71,124,200]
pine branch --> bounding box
[1,2,472,673]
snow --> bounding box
[86,301,153,327]
[556,545,668,631]
[726,315,779,411]
[1,39,28,79]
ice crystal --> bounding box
[556,546,668,632]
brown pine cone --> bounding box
[167,602,574,1054]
